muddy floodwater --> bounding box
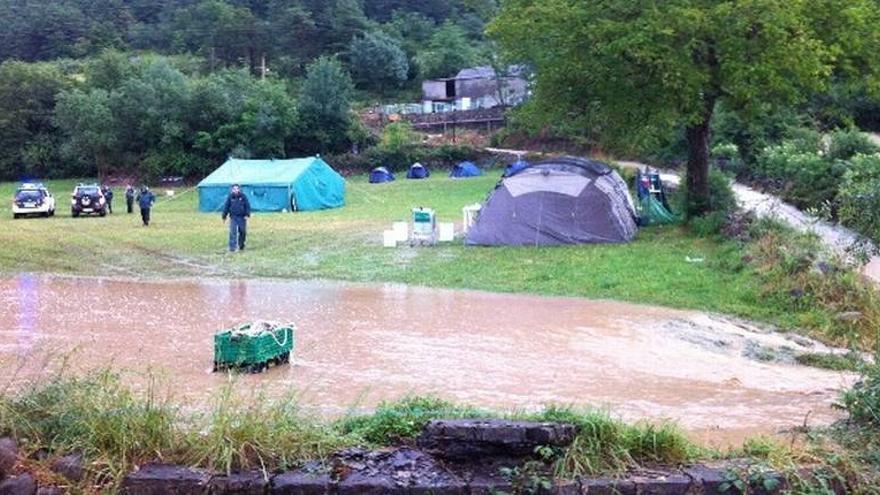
[0,274,854,446]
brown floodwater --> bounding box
[0,274,854,447]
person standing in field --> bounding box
[222,184,251,252]
[102,185,114,214]
[137,186,155,226]
[125,185,135,214]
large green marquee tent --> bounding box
[197,157,345,213]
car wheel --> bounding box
[99,209,107,217]
[13,214,19,219]
[71,209,79,218]
[49,209,55,217]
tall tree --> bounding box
[55,89,119,177]
[415,22,480,79]
[298,56,354,152]
[490,0,880,215]
[348,31,409,93]
[0,61,71,179]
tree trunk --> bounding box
[684,99,716,217]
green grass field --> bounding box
[1,175,784,323]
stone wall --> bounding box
[0,420,845,494]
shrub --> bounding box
[754,143,842,209]
[782,127,824,154]
[326,152,373,174]
[690,211,729,237]
[706,169,737,214]
[684,169,737,235]
[422,143,479,166]
[828,129,879,161]
[711,142,744,175]
[841,358,880,427]
[745,221,880,349]
[838,153,880,243]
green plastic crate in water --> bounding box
[213,323,294,372]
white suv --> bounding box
[12,183,56,219]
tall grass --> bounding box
[336,396,488,444]
[745,219,880,350]
[0,373,702,488]
[523,406,698,477]
[187,381,352,474]
[0,371,180,482]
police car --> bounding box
[12,183,56,219]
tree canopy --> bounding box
[490,0,880,215]
[348,31,409,93]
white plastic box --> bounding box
[438,222,455,242]
[392,222,409,242]
[383,230,397,247]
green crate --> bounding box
[213,324,294,371]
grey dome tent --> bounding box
[465,157,637,246]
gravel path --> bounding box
[615,160,879,284]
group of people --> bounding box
[99,182,250,252]
[99,184,155,226]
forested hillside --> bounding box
[0,0,495,180]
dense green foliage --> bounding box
[0,0,494,73]
[0,0,495,180]
[348,31,409,93]
[843,359,880,427]
[839,154,880,243]
[735,129,880,243]
[490,0,880,215]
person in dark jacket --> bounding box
[125,185,135,214]
[222,184,251,252]
[136,186,155,226]
[102,185,114,214]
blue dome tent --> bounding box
[197,157,345,213]
[369,167,395,183]
[450,161,482,178]
[503,159,530,177]
[406,163,430,179]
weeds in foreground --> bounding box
[3,360,880,492]
[519,406,698,477]
[336,395,488,444]
[742,218,880,350]
[187,382,353,475]
[0,371,180,483]
[0,372,702,488]
[795,352,867,372]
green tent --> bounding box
[197,157,345,213]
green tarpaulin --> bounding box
[638,195,678,226]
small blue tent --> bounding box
[369,166,395,183]
[502,159,530,177]
[450,161,482,178]
[406,163,430,179]
[197,157,345,213]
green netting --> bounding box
[214,324,294,367]
[638,195,679,226]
